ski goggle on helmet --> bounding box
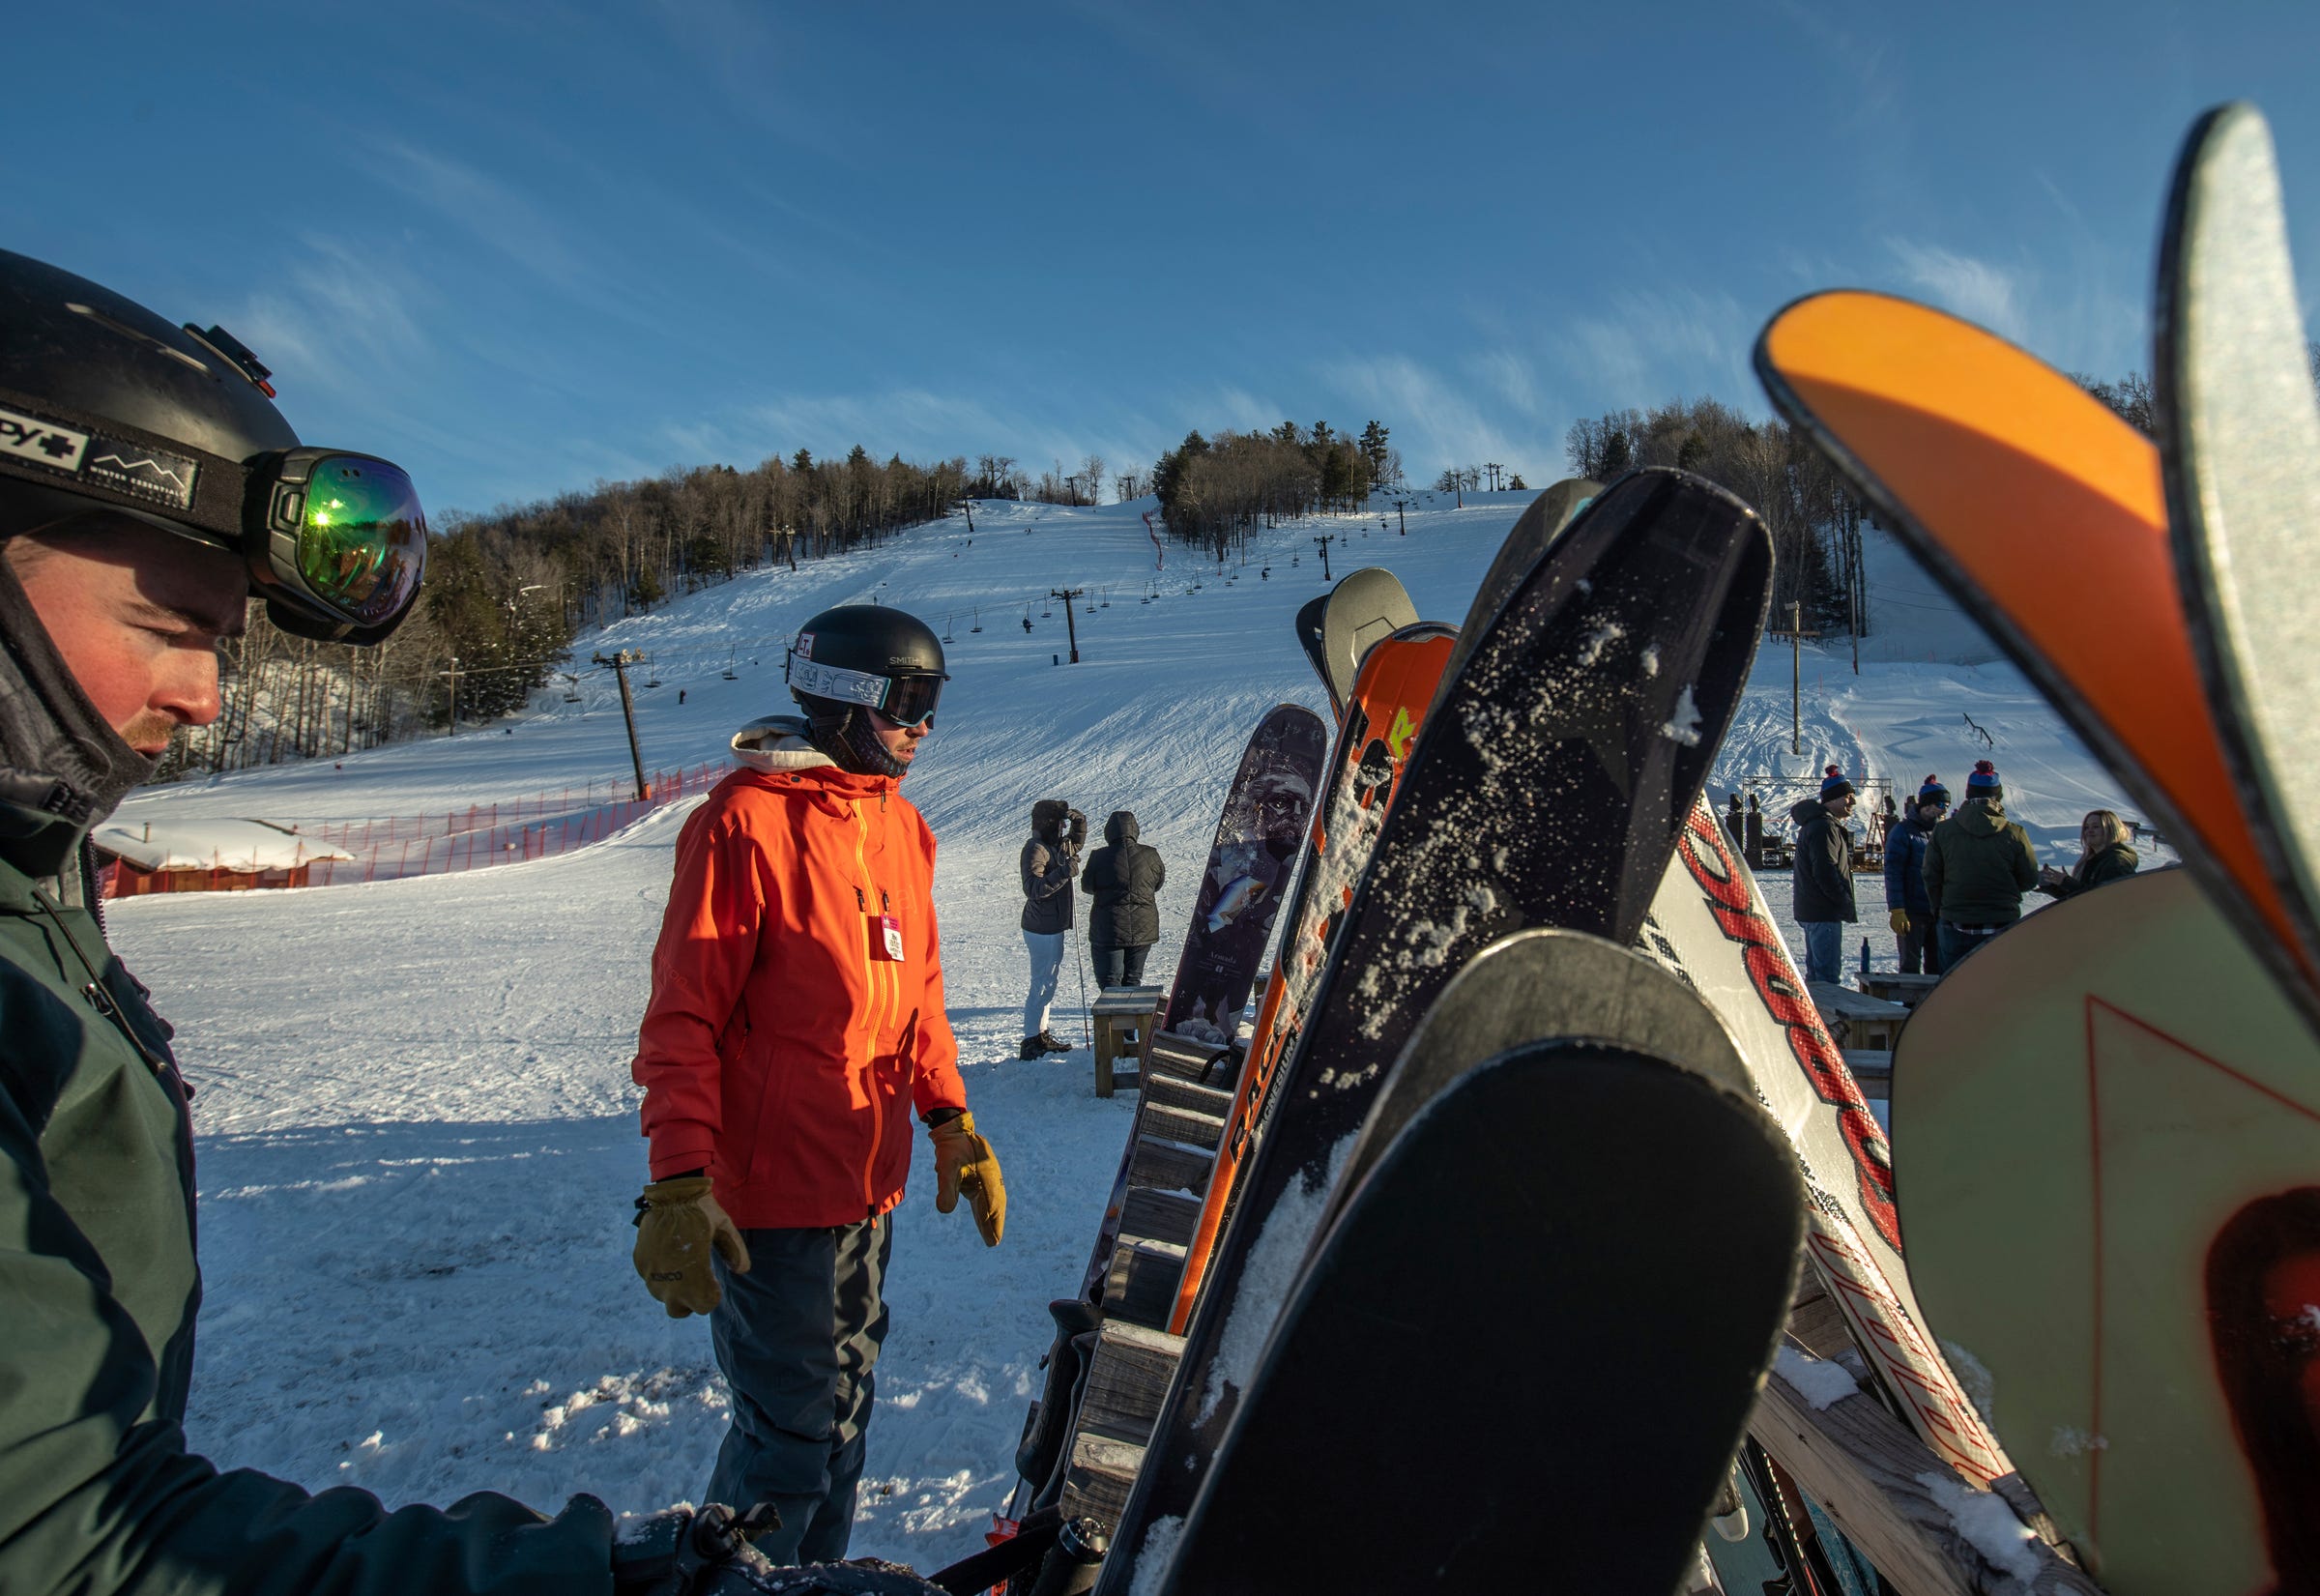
[785,608,948,729]
[0,249,425,644]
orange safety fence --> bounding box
[102,760,731,898]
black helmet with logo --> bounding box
[786,604,948,777]
[0,248,426,644]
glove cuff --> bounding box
[640,1175,713,1205]
[928,1110,976,1141]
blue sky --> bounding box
[9,1,2320,516]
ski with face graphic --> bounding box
[1156,704,1328,1049]
[1101,467,1774,1576]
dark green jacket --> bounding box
[1923,798,2040,925]
[0,744,613,1583]
[2039,839,2140,900]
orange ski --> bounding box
[1165,624,1452,1335]
[1754,290,2306,993]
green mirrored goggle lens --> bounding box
[296,456,425,625]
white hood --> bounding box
[731,715,837,774]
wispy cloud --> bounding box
[1885,239,2030,341]
[1319,354,1533,478]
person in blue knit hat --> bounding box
[1788,764,1858,983]
[1883,774,1949,975]
[1924,759,2040,970]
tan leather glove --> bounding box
[1888,908,1911,936]
[633,1175,751,1318]
[930,1112,1005,1246]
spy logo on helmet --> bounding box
[0,404,90,473]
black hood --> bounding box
[0,550,155,890]
[1105,810,1138,845]
[1031,798,1068,834]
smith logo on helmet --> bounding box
[0,400,198,511]
[0,405,90,473]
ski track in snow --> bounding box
[105,491,2154,1568]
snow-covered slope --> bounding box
[106,487,2146,1568]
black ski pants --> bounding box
[1091,943,1153,987]
[707,1211,893,1565]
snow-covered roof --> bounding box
[92,818,353,873]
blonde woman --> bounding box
[2038,809,2140,899]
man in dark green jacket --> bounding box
[1923,759,2041,971]
[0,252,832,1596]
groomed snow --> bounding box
[94,816,353,872]
[105,488,2148,1568]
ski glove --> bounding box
[1888,908,1911,936]
[930,1112,1005,1246]
[634,1175,751,1318]
[1067,809,1088,847]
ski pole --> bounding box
[1075,934,1093,1048]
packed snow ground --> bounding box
[109,490,2152,1568]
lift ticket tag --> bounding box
[874,913,906,962]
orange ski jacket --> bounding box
[634,718,968,1228]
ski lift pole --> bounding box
[593,650,651,800]
[1767,600,1819,757]
[1051,587,1085,663]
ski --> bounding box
[1313,565,1416,713]
[1163,620,1455,1335]
[1106,467,1773,1568]
[1637,800,2011,1486]
[1754,289,2311,1028]
[1437,474,1602,689]
[1892,866,2320,1595]
[1138,931,1805,1593]
[1291,593,1332,716]
[2157,101,2320,1004]
[1158,704,1327,1047]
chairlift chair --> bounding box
[971,607,983,633]
[722,648,738,682]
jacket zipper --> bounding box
[851,800,895,1211]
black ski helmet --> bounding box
[787,604,948,777]
[0,248,419,643]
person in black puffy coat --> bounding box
[1082,810,1167,987]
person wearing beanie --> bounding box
[1924,759,2041,970]
[1789,764,1859,982]
[631,602,1005,1567]
[1883,775,1951,975]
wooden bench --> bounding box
[1857,971,1942,1011]
[1090,984,1165,1097]
[1808,980,1910,1052]
[1842,1048,1893,1102]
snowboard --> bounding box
[2157,101,2320,1010]
[1314,566,1417,714]
[1165,620,1456,1334]
[1108,467,1774,1566]
[1753,289,2307,1023]
[1891,865,2320,1596]
[1158,704,1328,1047]
[1137,932,1805,1594]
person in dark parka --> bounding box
[1883,774,1949,975]
[2038,809,2140,901]
[1081,810,1167,987]
[1790,765,1859,984]
[1924,759,2041,970]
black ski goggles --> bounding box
[787,655,945,728]
[0,392,425,643]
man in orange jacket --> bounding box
[630,604,1003,1568]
